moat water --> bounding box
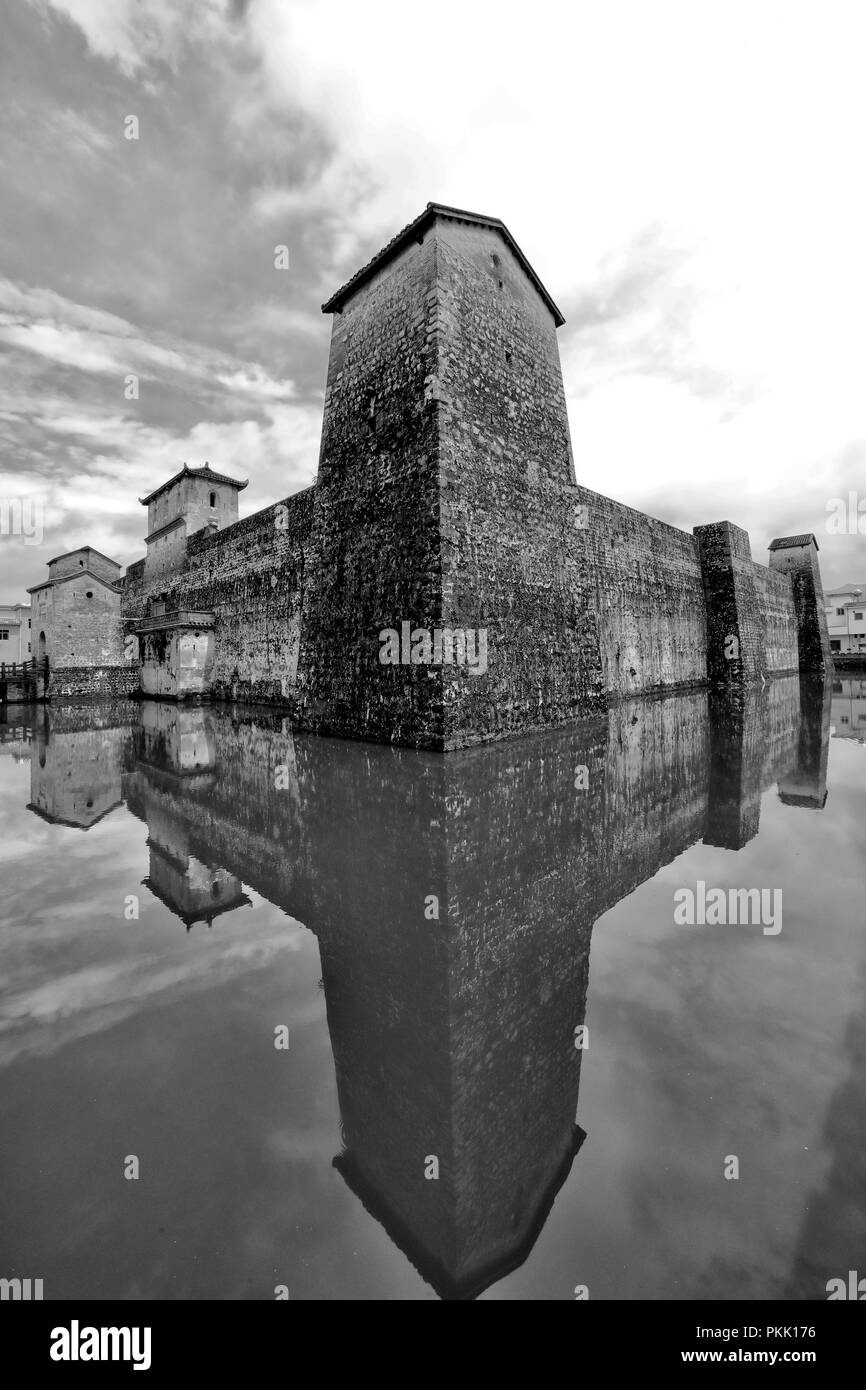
[0,676,864,1301]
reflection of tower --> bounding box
[704,686,769,848]
[136,701,217,783]
[125,705,251,930]
[311,736,599,1299]
[27,719,124,829]
[778,676,832,809]
[142,842,250,931]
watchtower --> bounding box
[140,463,247,582]
[768,534,833,672]
[296,202,602,749]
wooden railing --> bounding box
[0,658,49,680]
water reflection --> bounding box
[831,675,866,743]
[12,675,838,1299]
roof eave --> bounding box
[321,202,565,327]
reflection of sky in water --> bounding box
[0,678,863,1301]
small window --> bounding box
[855,612,863,621]
[505,350,512,363]
[837,608,845,616]
[0,629,8,640]
[78,559,84,567]
[209,491,216,508]
[490,252,501,268]
[85,590,93,599]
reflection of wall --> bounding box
[25,678,830,1296]
[137,701,217,775]
[108,676,828,1295]
[778,678,832,808]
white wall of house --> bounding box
[0,604,32,664]
[825,586,866,654]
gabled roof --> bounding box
[28,568,121,595]
[768,534,819,551]
[47,545,121,570]
[139,463,248,507]
[322,201,565,326]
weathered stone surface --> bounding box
[56,203,831,745]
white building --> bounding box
[824,584,866,655]
[0,603,32,665]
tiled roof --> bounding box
[139,463,248,507]
[321,201,565,326]
[46,545,121,569]
[768,534,818,551]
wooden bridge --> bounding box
[0,658,48,703]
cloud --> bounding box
[8,0,866,597]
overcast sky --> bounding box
[1,0,864,602]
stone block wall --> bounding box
[294,233,443,744]
[93,209,833,747]
[435,219,604,748]
[753,564,799,673]
[48,665,140,699]
[123,488,314,705]
[572,487,708,697]
[49,576,127,668]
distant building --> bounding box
[825,584,866,655]
[27,546,125,672]
[0,603,32,664]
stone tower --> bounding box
[296,202,603,749]
[140,463,248,583]
[768,534,832,672]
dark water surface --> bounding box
[1,676,863,1300]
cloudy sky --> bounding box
[1,0,864,602]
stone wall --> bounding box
[573,487,708,697]
[293,233,444,744]
[435,219,604,748]
[101,209,831,747]
[123,488,314,705]
[753,563,800,673]
[49,665,140,700]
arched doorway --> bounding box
[37,630,46,663]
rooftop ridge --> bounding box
[321,201,565,326]
[139,462,248,507]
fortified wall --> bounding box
[32,203,832,748]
